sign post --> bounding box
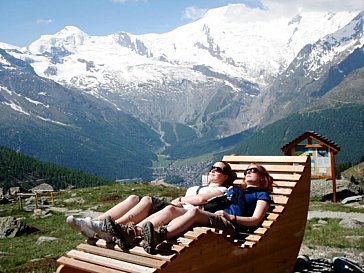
[281,131,340,202]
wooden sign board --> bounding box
[292,145,332,179]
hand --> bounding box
[214,210,227,218]
[214,210,233,221]
[171,198,183,207]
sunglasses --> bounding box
[244,167,260,175]
[210,166,226,175]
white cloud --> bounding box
[260,0,364,12]
[36,19,53,24]
[182,6,208,21]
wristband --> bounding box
[233,214,237,223]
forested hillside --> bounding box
[228,104,364,164]
[0,147,113,191]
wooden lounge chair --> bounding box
[57,155,311,273]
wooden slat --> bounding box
[271,195,289,205]
[272,187,292,195]
[193,227,214,233]
[228,164,305,173]
[245,234,262,242]
[183,229,207,240]
[222,155,308,164]
[271,173,302,181]
[93,240,177,262]
[67,250,156,273]
[262,220,274,228]
[242,241,257,248]
[175,236,194,246]
[155,242,185,254]
[271,205,285,213]
[57,257,125,273]
[272,181,297,188]
[77,244,166,269]
[267,213,279,221]
[234,180,297,188]
[234,173,301,182]
[254,227,268,235]
[128,246,177,261]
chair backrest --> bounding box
[222,155,310,248]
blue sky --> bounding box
[0,0,262,47]
[1,0,363,47]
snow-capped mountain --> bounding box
[0,48,161,179]
[1,3,364,180]
[6,4,362,138]
[259,10,364,123]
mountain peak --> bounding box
[57,25,88,37]
[27,25,89,54]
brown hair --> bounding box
[217,161,237,187]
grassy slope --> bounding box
[0,182,363,272]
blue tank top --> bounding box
[224,186,271,216]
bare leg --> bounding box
[114,196,154,224]
[140,207,211,254]
[137,205,187,232]
[93,195,140,221]
[162,207,210,239]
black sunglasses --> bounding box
[210,166,226,175]
[244,167,260,175]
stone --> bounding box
[339,218,364,229]
[31,183,54,192]
[0,216,30,238]
[36,236,58,245]
[48,207,68,213]
[341,195,363,204]
[63,197,85,204]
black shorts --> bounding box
[207,212,236,236]
[149,197,171,214]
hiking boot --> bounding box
[141,221,167,254]
[85,217,114,242]
[66,215,96,239]
[104,216,138,250]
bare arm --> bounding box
[215,200,270,227]
[171,190,225,206]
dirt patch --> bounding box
[97,195,123,203]
[5,257,58,273]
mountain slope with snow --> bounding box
[7,4,360,138]
[1,3,364,180]
[18,5,359,89]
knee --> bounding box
[126,195,140,203]
[140,196,152,205]
[161,205,178,216]
[186,207,201,217]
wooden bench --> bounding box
[57,155,311,273]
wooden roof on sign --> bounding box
[281,131,340,154]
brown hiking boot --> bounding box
[104,216,138,250]
[141,221,167,254]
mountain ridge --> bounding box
[1,4,363,181]
[5,5,362,137]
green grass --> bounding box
[0,212,81,271]
[309,200,364,213]
[0,182,185,273]
[0,183,362,272]
[304,200,364,251]
[303,218,364,249]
